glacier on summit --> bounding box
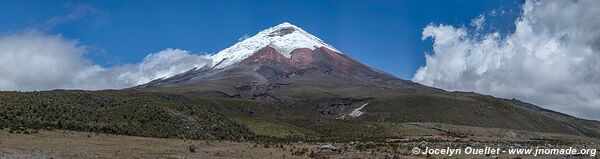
[209,22,340,69]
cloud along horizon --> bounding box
[0,2,213,91]
[412,0,600,120]
[0,30,212,91]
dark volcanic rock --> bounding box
[234,82,292,106]
[312,98,354,117]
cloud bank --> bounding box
[0,31,211,91]
[413,0,600,120]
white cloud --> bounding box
[47,2,96,26]
[470,15,485,31]
[0,31,89,91]
[0,31,211,91]
[413,0,600,120]
[39,2,102,31]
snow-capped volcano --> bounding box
[210,22,340,69]
[140,22,406,89]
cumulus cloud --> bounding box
[0,31,211,91]
[413,0,600,120]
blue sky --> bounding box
[0,0,522,79]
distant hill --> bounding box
[0,91,253,140]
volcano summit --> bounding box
[141,22,417,89]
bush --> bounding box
[188,144,197,153]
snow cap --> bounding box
[210,22,340,68]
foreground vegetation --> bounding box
[0,90,253,140]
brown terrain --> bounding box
[2,123,599,159]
